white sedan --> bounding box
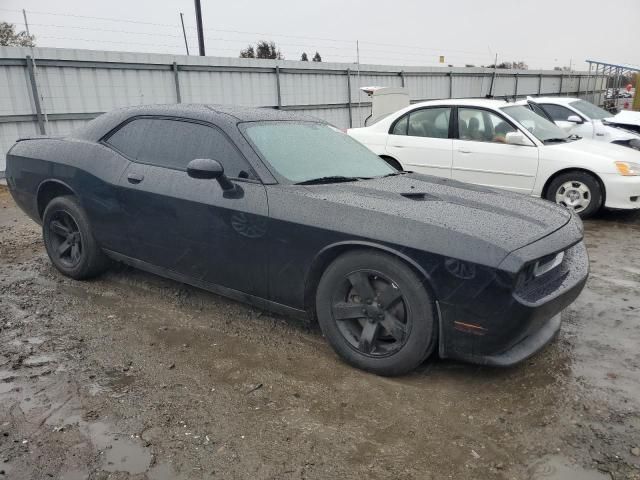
[347,98,640,218]
[521,97,640,149]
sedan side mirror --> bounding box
[567,115,583,124]
[505,132,534,146]
[187,158,238,194]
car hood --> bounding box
[594,120,640,141]
[281,173,573,268]
[607,111,640,128]
[542,138,640,166]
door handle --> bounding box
[458,149,472,154]
[127,172,144,184]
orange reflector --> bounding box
[454,321,488,336]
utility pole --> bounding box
[22,9,30,36]
[194,0,205,56]
[356,40,362,126]
[180,12,189,55]
[489,53,498,97]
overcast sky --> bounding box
[2,0,639,70]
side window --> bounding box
[104,119,146,160]
[106,118,253,179]
[458,108,516,144]
[540,104,575,122]
[407,108,451,139]
[391,115,409,135]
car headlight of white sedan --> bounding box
[615,161,640,176]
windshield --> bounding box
[569,100,612,120]
[244,122,394,183]
[501,105,569,142]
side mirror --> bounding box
[567,115,583,124]
[187,158,224,180]
[187,158,238,194]
[505,132,533,146]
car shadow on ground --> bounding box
[592,208,640,225]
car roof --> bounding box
[411,98,511,109]
[529,97,580,105]
[108,103,318,122]
[72,104,322,142]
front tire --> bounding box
[315,250,436,376]
[42,195,109,280]
[546,171,603,219]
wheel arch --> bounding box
[303,241,437,315]
[541,167,606,205]
[36,179,78,220]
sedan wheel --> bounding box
[555,181,591,214]
[316,250,436,376]
[546,171,603,219]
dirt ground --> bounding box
[0,184,639,480]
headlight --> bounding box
[615,161,640,176]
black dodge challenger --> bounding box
[5,104,588,376]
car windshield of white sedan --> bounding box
[244,122,395,183]
[569,100,612,120]
[501,105,569,142]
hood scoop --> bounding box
[400,191,438,201]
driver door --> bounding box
[105,117,269,298]
[452,107,539,194]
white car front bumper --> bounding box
[601,173,640,209]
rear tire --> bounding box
[545,171,603,219]
[42,195,110,280]
[315,250,436,376]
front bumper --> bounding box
[601,173,640,210]
[438,241,588,366]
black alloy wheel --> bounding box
[42,195,110,280]
[47,210,83,268]
[316,250,436,376]
[332,270,409,357]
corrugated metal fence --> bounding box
[1,46,608,172]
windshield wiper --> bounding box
[295,176,364,185]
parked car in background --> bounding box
[522,97,640,150]
[6,104,588,376]
[348,98,640,218]
[605,110,640,135]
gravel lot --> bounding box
[1,184,639,480]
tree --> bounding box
[312,51,322,62]
[239,41,283,59]
[554,66,572,72]
[256,40,283,59]
[486,61,528,70]
[300,52,308,61]
[465,64,476,68]
[0,21,35,47]
[239,45,255,58]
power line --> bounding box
[0,7,578,67]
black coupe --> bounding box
[5,105,588,376]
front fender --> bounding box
[303,239,437,312]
